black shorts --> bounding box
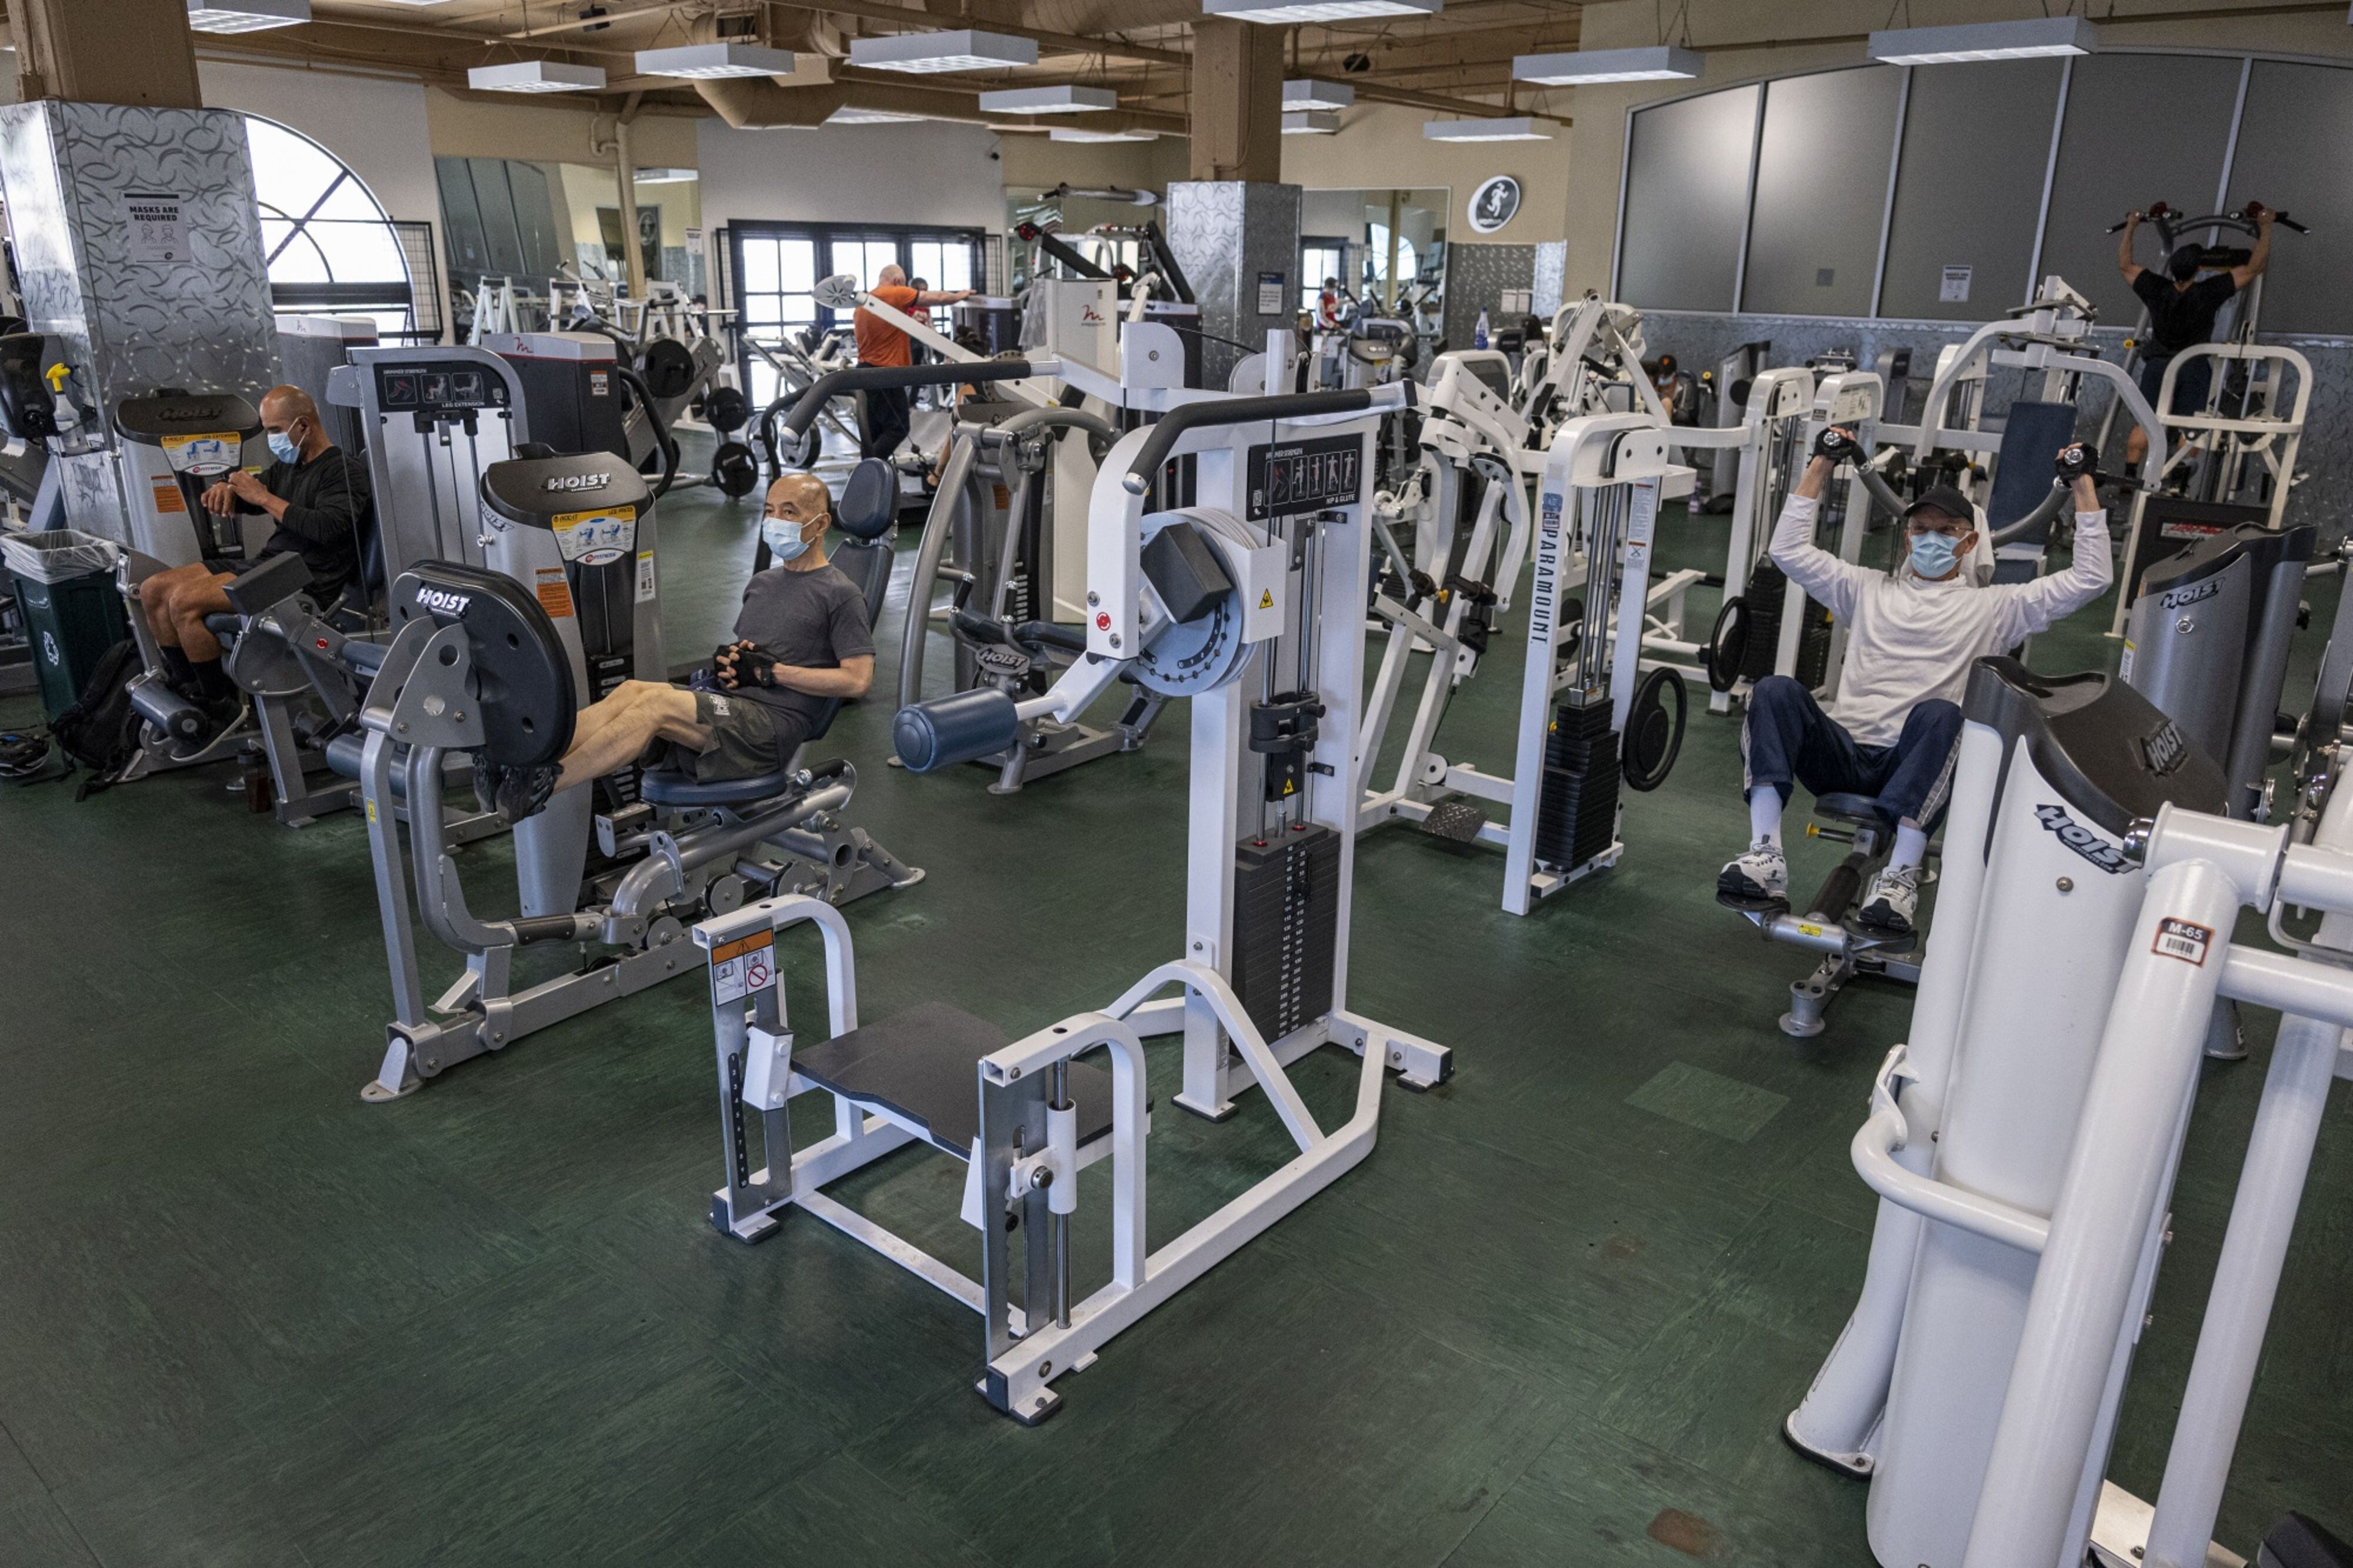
[664,690,809,782]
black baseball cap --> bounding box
[1904,485,1976,528]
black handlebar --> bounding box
[779,360,1039,442]
[1121,388,1387,496]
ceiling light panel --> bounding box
[1284,79,1355,111]
[467,61,609,94]
[1050,127,1158,143]
[635,44,797,79]
[1868,16,2099,65]
[1513,45,1703,85]
[186,0,309,33]
[1282,111,1341,135]
[848,29,1039,74]
[1422,116,1553,143]
[978,85,1119,114]
[1204,0,1441,22]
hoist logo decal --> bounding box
[415,586,472,617]
[2139,720,2189,776]
[2034,803,2132,875]
[2159,578,2221,611]
[542,472,610,493]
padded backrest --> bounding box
[1987,399,2078,545]
[836,457,897,539]
[834,538,892,625]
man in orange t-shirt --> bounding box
[852,263,976,458]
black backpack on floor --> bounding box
[48,637,146,798]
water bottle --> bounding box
[1474,308,1491,351]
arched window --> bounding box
[241,114,425,339]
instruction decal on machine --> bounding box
[635,549,656,603]
[551,505,636,567]
[1245,434,1361,520]
[709,930,777,1004]
[124,192,189,264]
[2151,918,2213,966]
[1939,265,1972,303]
[2034,803,2132,875]
[534,566,575,619]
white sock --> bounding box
[1891,823,1929,870]
[1749,789,1784,849]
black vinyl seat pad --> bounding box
[789,1000,1119,1160]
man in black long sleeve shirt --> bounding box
[138,385,374,713]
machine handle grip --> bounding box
[778,361,1036,442]
[511,914,587,946]
[801,756,851,785]
[1121,388,1378,496]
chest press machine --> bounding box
[347,444,918,1102]
[693,379,1451,1424]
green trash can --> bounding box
[2,529,129,720]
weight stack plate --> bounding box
[1738,562,1787,682]
[1231,823,1341,1045]
[1796,605,1834,689]
[1535,693,1621,870]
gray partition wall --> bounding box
[1741,66,1905,317]
[1615,82,1758,312]
[2226,61,2353,336]
[1877,58,2064,321]
[1615,49,2353,337]
[2040,53,2242,326]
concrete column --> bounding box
[1188,19,1284,185]
[15,0,202,109]
[1166,181,1302,392]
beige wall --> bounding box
[423,88,700,169]
[1280,104,1569,243]
[1562,0,2353,296]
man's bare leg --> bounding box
[552,681,708,792]
[166,573,236,662]
[139,563,222,649]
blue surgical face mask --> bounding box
[1909,531,1962,580]
[266,429,300,465]
[762,517,810,562]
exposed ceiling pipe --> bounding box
[692,75,1179,135]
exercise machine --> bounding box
[700,371,1450,1423]
[1787,651,2353,1567]
[350,446,919,1102]
[1369,403,1692,916]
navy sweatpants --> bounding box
[1741,675,1964,830]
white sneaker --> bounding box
[1858,864,1922,936]
[1718,840,1788,902]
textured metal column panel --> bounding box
[1532,241,1568,318]
[1443,242,1537,353]
[0,100,279,539]
[1165,180,1301,392]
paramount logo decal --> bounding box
[542,472,610,492]
[2035,803,2133,875]
[415,587,472,616]
[1530,489,1565,645]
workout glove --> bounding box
[1813,426,1865,465]
[2054,442,2099,484]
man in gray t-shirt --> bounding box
[487,472,876,820]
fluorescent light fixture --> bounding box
[1050,126,1158,143]
[1868,15,2099,65]
[468,60,608,93]
[825,105,927,124]
[634,167,698,183]
[1284,79,1355,111]
[186,0,309,33]
[1205,0,1439,19]
[1422,116,1552,142]
[1514,45,1702,85]
[978,84,1119,114]
[1282,111,1341,135]
[634,43,796,79]
[848,28,1038,74]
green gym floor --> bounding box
[2,439,2347,1567]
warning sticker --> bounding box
[1258,590,1274,609]
[535,566,575,619]
[152,482,185,515]
[709,930,777,1004]
[2152,917,2214,966]
[635,549,656,603]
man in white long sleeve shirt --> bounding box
[1718,429,2111,935]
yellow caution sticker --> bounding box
[1259,589,1274,609]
